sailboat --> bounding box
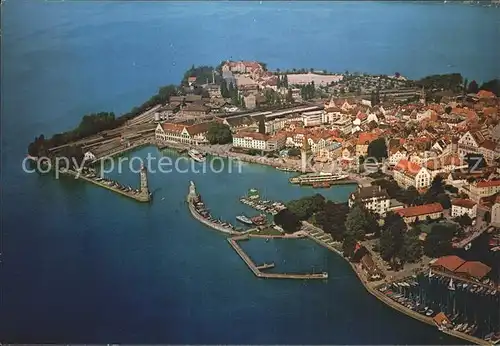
[429,268,434,279]
[448,278,456,291]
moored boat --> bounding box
[236,215,253,225]
[188,149,206,162]
[289,172,350,185]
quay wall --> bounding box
[228,236,327,280]
[62,170,150,203]
[187,200,240,236]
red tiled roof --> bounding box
[477,90,496,99]
[233,131,268,141]
[454,261,491,280]
[357,132,379,145]
[433,312,451,326]
[431,255,466,272]
[162,123,185,133]
[475,180,500,188]
[451,198,476,209]
[394,159,423,177]
[396,203,443,218]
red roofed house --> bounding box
[431,256,492,282]
[451,198,477,219]
[155,121,212,145]
[476,90,497,100]
[461,179,500,202]
[458,130,499,164]
[393,159,432,189]
[454,261,491,281]
[355,132,380,157]
[430,255,466,273]
[396,203,444,224]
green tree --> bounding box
[367,138,388,162]
[379,212,407,266]
[345,204,372,240]
[283,75,289,88]
[399,227,423,264]
[479,79,500,96]
[220,81,229,98]
[313,201,349,241]
[287,194,326,220]
[467,80,479,94]
[455,214,473,227]
[423,224,456,258]
[206,123,233,144]
[274,209,301,233]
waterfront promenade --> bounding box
[301,221,491,345]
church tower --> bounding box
[138,164,150,202]
[419,86,426,105]
[301,136,310,173]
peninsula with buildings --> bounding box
[26,60,500,345]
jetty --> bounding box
[228,235,328,280]
[61,166,150,203]
[239,194,287,216]
[187,181,240,235]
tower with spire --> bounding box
[419,86,426,105]
[301,135,310,173]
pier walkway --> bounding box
[62,169,150,203]
[187,201,240,235]
[186,181,240,235]
[228,235,328,280]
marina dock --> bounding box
[228,235,328,280]
[239,195,287,216]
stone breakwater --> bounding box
[61,169,150,203]
[187,198,240,236]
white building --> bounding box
[451,199,477,219]
[393,159,432,189]
[301,111,323,127]
[458,131,499,165]
[331,117,353,135]
[232,132,286,152]
[155,122,211,146]
[388,149,408,166]
[460,180,500,202]
[490,196,500,227]
[349,185,391,216]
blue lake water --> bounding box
[2,1,498,343]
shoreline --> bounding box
[304,224,490,345]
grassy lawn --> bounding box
[249,226,284,236]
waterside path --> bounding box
[302,222,491,345]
